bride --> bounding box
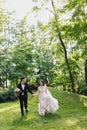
[38,80,59,116]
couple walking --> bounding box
[17,76,59,116]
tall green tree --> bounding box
[0,0,11,88]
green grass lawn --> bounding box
[0,88,87,130]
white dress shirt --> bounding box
[21,83,25,90]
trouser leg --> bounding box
[24,97,28,113]
[19,98,24,116]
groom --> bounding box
[17,76,34,116]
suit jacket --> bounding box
[17,82,33,99]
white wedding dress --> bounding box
[38,85,59,116]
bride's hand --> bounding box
[32,93,38,97]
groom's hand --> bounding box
[32,94,37,97]
[32,94,35,97]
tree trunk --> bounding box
[58,35,75,92]
[85,59,87,86]
[51,0,75,92]
[6,73,8,88]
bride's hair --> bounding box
[40,80,45,86]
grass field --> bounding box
[0,88,87,130]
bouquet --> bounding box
[14,88,21,97]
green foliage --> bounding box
[0,89,17,103]
[0,0,87,93]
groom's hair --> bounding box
[21,76,27,81]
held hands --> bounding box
[32,93,38,97]
[32,94,35,97]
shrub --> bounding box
[0,89,17,103]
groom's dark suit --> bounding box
[17,83,33,116]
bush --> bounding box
[0,89,17,103]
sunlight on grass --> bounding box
[0,104,18,112]
[77,126,87,130]
[25,114,36,121]
[0,88,87,130]
[83,102,87,107]
[80,95,87,107]
[66,119,77,126]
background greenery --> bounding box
[0,88,17,103]
[0,0,87,93]
[0,0,87,129]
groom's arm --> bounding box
[27,84,34,95]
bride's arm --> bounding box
[32,87,40,96]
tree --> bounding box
[85,60,87,86]
[0,0,11,88]
[46,0,75,92]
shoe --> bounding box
[26,109,28,113]
[22,113,24,116]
